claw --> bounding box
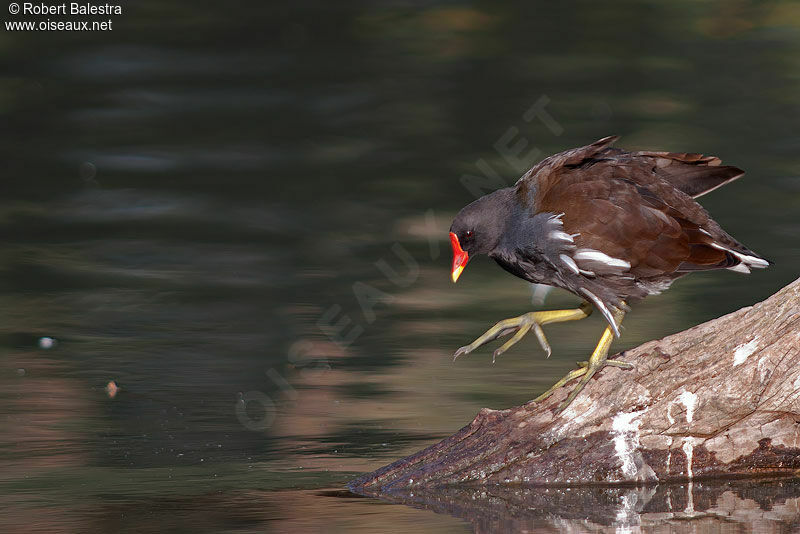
[533,367,586,403]
[453,325,518,361]
[555,365,600,413]
[453,345,470,361]
[452,305,592,365]
[537,305,630,414]
[492,323,532,363]
[531,323,551,357]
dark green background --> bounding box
[1,1,798,531]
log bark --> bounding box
[350,277,800,493]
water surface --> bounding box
[1,1,799,532]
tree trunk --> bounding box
[350,277,800,493]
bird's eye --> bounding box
[464,230,474,240]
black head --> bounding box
[449,187,513,282]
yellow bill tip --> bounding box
[451,265,464,283]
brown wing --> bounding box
[521,137,762,277]
[515,135,619,207]
[517,135,745,200]
[632,150,744,198]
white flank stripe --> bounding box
[727,263,750,274]
[574,249,631,270]
[550,230,574,243]
[579,288,620,337]
[559,254,580,275]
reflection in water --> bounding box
[1,0,800,532]
[351,479,800,533]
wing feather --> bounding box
[517,137,765,279]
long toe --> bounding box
[533,367,587,403]
[453,345,471,361]
[453,306,593,364]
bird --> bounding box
[449,135,769,413]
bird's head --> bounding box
[449,188,512,283]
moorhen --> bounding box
[449,136,768,413]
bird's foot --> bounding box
[534,358,633,413]
[534,308,630,414]
[453,303,593,363]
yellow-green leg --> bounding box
[454,302,593,362]
[534,306,631,413]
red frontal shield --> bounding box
[449,232,469,282]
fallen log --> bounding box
[350,277,800,493]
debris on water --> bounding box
[106,380,119,398]
[39,337,56,349]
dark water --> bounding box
[1,1,799,532]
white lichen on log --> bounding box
[350,277,800,491]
